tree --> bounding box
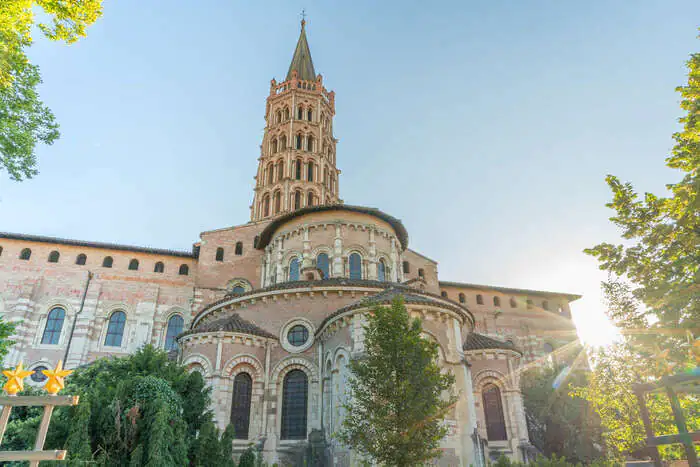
[578,29,700,460]
[338,298,457,467]
[521,360,604,464]
[0,316,16,363]
[0,0,103,180]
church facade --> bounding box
[0,21,580,466]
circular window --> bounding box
[30,366,48,383]
[287,325,309,347]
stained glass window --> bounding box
[231,373,252,439]
[165,315,184,351]
[287,325,309,347]
[378,259,386,281]
[482,384,507,441]
[316,253,329,279]
[289,257,300,281]
[349,253,362,280]
[281,370,308,439]
[30,366,48,383]
[41,307,65,345]
[105,311,126,347]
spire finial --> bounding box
[300,9,306,28]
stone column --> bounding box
[390,237,400,282]
[302,227,312,269]
[275,238,284,284]
[367,228,378,280]
[332,223,343,277]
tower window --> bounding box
[402,261,410,274]
[235,242,243,256]
[306,135,314,152]
[459,293,465,304]
[280,135,287,150]
[272,139,278,153]
[307,161,314,181]
[19,248,31,260]
[284,107,290,120]
[231,372,253,439]
[294,190,302,210]
[476,294,484,305]
[494,296,501,307]
[267,163,274,184]
[275,110,281,124]
[277,160,284,181]
[297,106,303,120]
[296,134,302,150]
[128,259,139,270]
[102,256,113,268]
[510,297,517,308]
[154,261,164,273]
[295,159,302,180]
[307,109,313,121]
[75,254,87,265]
[178,264,189,276]
[216,247,224,262]
[274,191,281,214]
[263,194,271,217]
[307,191,315,207]
[47,250,60,263]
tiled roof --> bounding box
[463,332,521,354]
[439,280,581,301]
[0,232,195,258]
[317,285,473,333]
[256,204,409,251]
[182,313,276,339]
[286,20,316,81]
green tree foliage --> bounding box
[0,0,102,180]
[190,421,237,467]
[521,361,604,464]
[338,298,457,466]
[64,399,93,464]
[0,315,16,362]
[578,30,700,460]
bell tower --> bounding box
[251,20,341,222]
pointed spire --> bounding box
[286,19,316,81]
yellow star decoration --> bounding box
[42,360,72,395]
[2,362,34,395]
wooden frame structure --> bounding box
[632,370,700,467]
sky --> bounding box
[2,1,699,345]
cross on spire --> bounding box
[300,9,306,27]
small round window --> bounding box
[30,366,48,383]
[287,325,309,347]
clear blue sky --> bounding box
[2,1,699,343]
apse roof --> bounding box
[439,280,582,301]
[255,204,409,250]
[182,313,276,339]
[463,332,521,354]
[286,20,316,81]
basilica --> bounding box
[0,21,581,466]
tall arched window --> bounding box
[277,160,284,181]
[482,384,507,441]
[494,296,501,307]
[307,109,313,121]
[275,110,281,124]
[307,191,315,207]
[295,159,302,180]
[164,315,184,350]
[231,373,253,439]
[476,294,484,305]
[128,259,139,270]
[105,311,126,347]
[281,370,308,439]
[48,251,60,263]
[324,167,329,188]
[306,135,314,152]
[289,257,300,281]
[266,163,274,184]
[349,253,362,280]
[280,135,287,150]
[271,139,278,153]
[102,256,113,268]
[316,253,329,279]
[235,242,243,256]
[307,161,314,181]
[295,134,303,150]
[20,248,31,260]
[263,194,271,217]
[75,254,87,265]
[284,107,290,120]
[41,307,65,345]
[216,247,224,262]
[297,106,303,120]
[459,293,466,304]
[378,258,387,281]
[178,264,189,275]
[294,190,302,210]
[273,191,281,214]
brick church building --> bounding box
[0,21,580,466]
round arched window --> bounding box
[287,325,309,347]
[30,366,48,383]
